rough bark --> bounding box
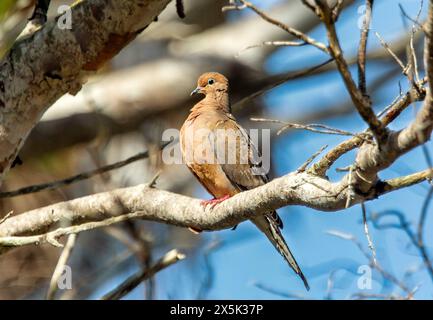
[0,168,429,243]
[0,0,171,183]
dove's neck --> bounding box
[195,91,230,113]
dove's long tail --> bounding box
[252,212,310,291]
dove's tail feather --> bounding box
[252,212,310,291]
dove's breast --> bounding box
[180,112,239,198]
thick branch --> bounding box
[0,169,429,251]
[350,4,433,193]
[311,80,427,176]
[0,0,172,183]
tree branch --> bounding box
[223,0,329,53]
[0,0,172,184]
[349,3,433,193]
[310,79,427,176]
[315,0,387,144]
[46,233,77,300]
[0,141,170,198]
[101,249,185,300]
[357,0,374,96]
[0,168,430,254]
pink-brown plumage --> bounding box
[180,72,309,290]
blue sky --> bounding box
[201,0,432,300]
[92,0,432,300]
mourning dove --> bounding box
[180,72,309,290]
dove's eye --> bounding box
[207,78,215,85]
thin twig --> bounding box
[297,145,328,173]
[46,233,78,300]
[252,282,307,299]
[0,141,171,198]
[250,118,365,138]
[277,123,362,138]
[410,36,421,84]
[377,89,403,118]
[223,0,329,53]
[380,78,426,126]
[375,32,409,75]
[351,293,405,300]
[147,170,162,189]
[232,59,333,110]
[399,2,428,35]
[417,183,433,281]
[345,165,354,208]
[358,0,374,96]
[100,249,185,300]
[301,0,317,13]
[370,202,433,283]
[120,222,155,300]
[316,1,387,144]
[403,1,424,86]
[197,239,222,299]
[0,211,13,225]
[332,0,345,21]
[326,230,411,293]
[361,203,377,266]
[324,270,337,300]
[237,40,306,56]
[400,0,424,86]
[0,211,150,248]
[370,210,413,232]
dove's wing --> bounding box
[215,114,310,290]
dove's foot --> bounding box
[200,195,231,208]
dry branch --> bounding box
[310,77,427,177]
[0,141,170,198]
[316,1,387,144]
[357,0,374,95]
[101,249,185,300]
[0,168,431,254]
[46,233,77,300]
[171,1,322,67]
[224,0,328,53]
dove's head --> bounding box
[191,72,229,97]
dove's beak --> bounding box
[190,87,203,96]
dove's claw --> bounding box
[200,195,231,208]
